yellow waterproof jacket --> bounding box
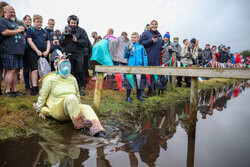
[37,72,80,121]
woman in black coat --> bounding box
[139,20,163,95]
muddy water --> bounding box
[0,81,249,167]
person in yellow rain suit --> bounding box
[34,54,105,137]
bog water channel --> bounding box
[0,81,249,167]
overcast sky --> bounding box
[6,0,250,52]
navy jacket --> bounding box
[139,30,162,66]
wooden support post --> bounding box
[186,77,198,167]
[172,52,177,89]
[170,105,177,133]
[93,73,104,112]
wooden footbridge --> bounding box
[93,65,250,112]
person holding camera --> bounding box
[60,15,90,96]
[49,32,62,71]
[217,45,230,63]
[178,38,198,87]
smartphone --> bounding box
[154,35,158,39]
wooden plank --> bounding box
[95,65,250,79]
[93,73,104,112]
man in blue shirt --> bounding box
[0,5,26,97]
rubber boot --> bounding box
[137,89,145,101]
[147,86,153,95]
[80,87,86,96]
[126,89,132,103]
[30,86,39,96]
[158,89,161,96]
[152,88,156,95]
[141,88,148,98]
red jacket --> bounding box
[235,54,242,64]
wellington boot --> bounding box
[141,89,148,98]
[30,86,39,96]
[80,87,86,96]
[126,89,132,103]
[137,89,145,101]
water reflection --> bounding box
[198,81,249,119]
[0,81,249,167]
[111,80,249,167]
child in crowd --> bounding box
[27,14,50,95]
[49,32,62,71]
[124,32,148,103]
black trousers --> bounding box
[177,76,191,87]
[69,55,86,88]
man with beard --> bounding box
[0,5,26,97]
[60,15,90,96]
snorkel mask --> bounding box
[58,60,71,78]
[54,49,71,78]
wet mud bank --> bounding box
[0,78,246,140]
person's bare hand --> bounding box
[129,43,133,50]
[168,45,172,49]
[152,38,157,43]
[72,35,77,42]
[43,51,49,57]
[39,113,46,119]
[17,26,25,33]
[37,50,42,57]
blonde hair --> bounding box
[33,14,43,22]
[131,32,139,37]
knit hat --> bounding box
[144,24,150,31]
[164,32,170,39]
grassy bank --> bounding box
[0,78,239,140]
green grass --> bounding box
[0,78,242,140]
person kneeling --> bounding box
[34,55,105,137]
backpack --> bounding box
[31,26,47,34]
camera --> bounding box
[64,25,76,40]
[187,46,192,59]
[186,51,191,59]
